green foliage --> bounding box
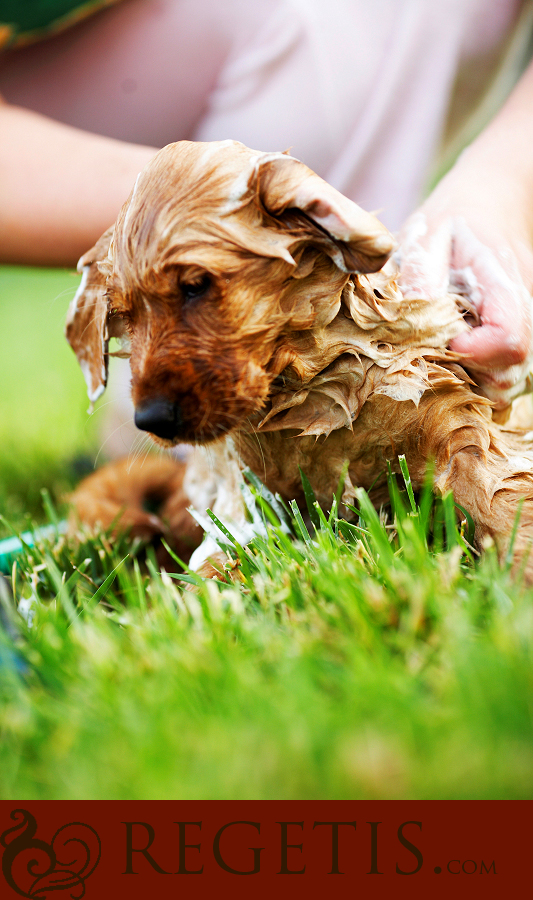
[1,462,532,800]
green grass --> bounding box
[1,266,533,800]
[0,265,98,531]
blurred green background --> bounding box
[0,265,99,532]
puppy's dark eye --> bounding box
[180,274,211,303]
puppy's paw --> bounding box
[194,552,231,581]
[180,552,245,592]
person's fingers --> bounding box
[450,324,528,386]
[449,217,532,371]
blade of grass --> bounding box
[298,467,320,530]
[454,501,476,548]
[289,499,313,547]
[355,488,395,564]
[398,454,416,513]
[505,497,524,571]
[86,556,128,608]
[243,469,292,525]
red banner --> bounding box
[0,801,530,899]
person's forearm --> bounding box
[0,101,158,267]
[466,56,533,179]
[438,59,533,241]
[398,59,533,411]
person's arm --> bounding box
[398,59,533,410]
[0,99,158,267]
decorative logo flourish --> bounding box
[1,809,101,899]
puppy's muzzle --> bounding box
[134,398,184,441]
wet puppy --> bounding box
[67,140,533,577]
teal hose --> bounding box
[0,522,67,575]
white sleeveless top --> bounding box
[0,0,525,229]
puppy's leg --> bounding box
[184,440,256,579]
[406,381,533,579]
[434,432,533,579]
[69,455,202,563]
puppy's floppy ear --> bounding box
[257,155,395,274]
[65,226,114,404]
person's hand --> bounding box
[397,159,533,411]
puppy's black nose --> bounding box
[134,399,183,440]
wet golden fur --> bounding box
[67,140,533,578]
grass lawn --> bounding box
[1,265,533,800]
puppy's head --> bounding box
[66,140,394,444]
